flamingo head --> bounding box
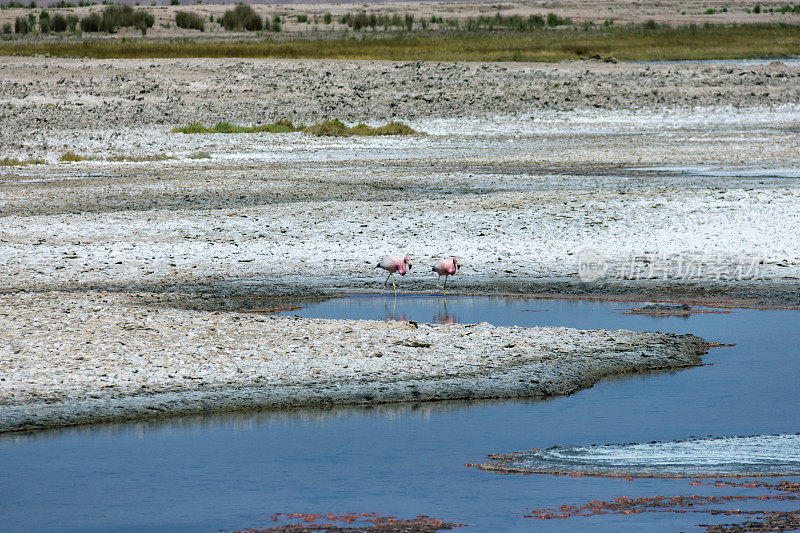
[404,255,413,270]
[453,256,461,271]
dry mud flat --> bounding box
[1,57,797,431]
[2,57,800,141]
[0,291,709,433]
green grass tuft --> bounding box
[1,156,46,166]
[171,119,418,136]
[59,151,86,161]
[171,119,303,134]
[302,119,351,137]
[304,119,419,137]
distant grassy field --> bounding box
[1,24,799,61]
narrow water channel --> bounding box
[1,295,798,532]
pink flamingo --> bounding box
[376,255,412,296]
[432,256,461,294]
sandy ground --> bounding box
[2,0,800,40]
[1,55,799,431]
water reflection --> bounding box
[435,299,457,324]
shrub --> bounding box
[219,4,262,31]
[753,3,761,13]
[175,10,204,30]
[641,19,660,30]
[353,11,368,30]
[51,13,67,31]
[404,12,413,30]
[66,13,78,31]
[14,15,28,34]
[170,0,178,4]
[98,5,154,33]
[270,19,280,31]
[1,22,11,34]
[80,12,100,31]
[296,13,307,23]
[528,14,545,27]
[546,12,571,26]
[49,1,76,6]
[323,12,331,24]
[38,10,51,33]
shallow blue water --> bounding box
[1,295,799,532]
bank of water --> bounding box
[1,295,798,532]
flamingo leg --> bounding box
[382,272,392,295]
[443,276,448,295]
[435,275,442,290]
[392,277,397,297]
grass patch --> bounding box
[0,24,798,61]
[171,119,303,134]
[1,157,46,166]
[171,119,419,136]
[59,151,86,161]
[186,151,211,159]
[303,119,418,137]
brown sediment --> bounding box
[623,306,732,316]
[475,465,793,480]
[701,512,800,532]
[524,479,800,531]
[231,513,464,532]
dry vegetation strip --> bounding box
[172,119,419,136]
[0,24,798,61]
